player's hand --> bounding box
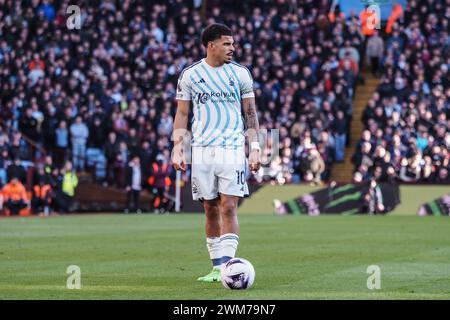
[172,148,186,172]
[249,149,261,174]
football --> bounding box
[221,258,255,290]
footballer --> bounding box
[171,23,261,282]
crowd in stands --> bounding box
[1,0,446,215]
[352,0,450,184]
[0,0,360,215]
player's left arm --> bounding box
[242,97,261,173]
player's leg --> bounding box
[192,146,222,282]
[218,194,240,266]
[204,197,221,252]
[196,197,222,282]
[215,146,248,267]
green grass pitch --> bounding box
[1,214,449,299]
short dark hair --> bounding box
[201,23,232,47]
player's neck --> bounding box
[204,56,223,68]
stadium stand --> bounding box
[3,0,446,214]
[0,0,364,214]
[352,0,450,184]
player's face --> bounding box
[212,35,234,64]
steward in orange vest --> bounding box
[360,7,380,37]
[1,178,29,216]
[148,155,172,212]
[32,182,52,215]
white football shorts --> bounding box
[191,146,249,201]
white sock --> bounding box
[220,233,239,267]
[206,237,222,269]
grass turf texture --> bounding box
[1,214,450,299]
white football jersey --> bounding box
[176,58,255,148]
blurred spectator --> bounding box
[399,156,421,183]
[104,132,119,186]
[86,117,107,181]
[55,120,69,168]
[307,149,326,185]
[113,141,129,188]
[19,108,38,141]
[1,177,30,216]
[332,110,347,162]
[7,158,26,184]
[140,140,155,183]
[0,149,9,187]
[48,167,62,212]
[352,171,364,184]
[148,154,172,213]
[37,0,56,23]
[56,161,78,213]
[366,30,384,76]
[125,155,143,214]
[31,164,52,216]
[361,179,385,215]
[70,116,89,172]
[43,155,54,177]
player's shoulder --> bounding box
[179,60,203,81]
[229,61,252,79]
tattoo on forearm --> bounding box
[245,103,259,130]
[245,103,259,143]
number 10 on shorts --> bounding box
[236,171,245,185]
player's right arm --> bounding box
[172,100,190,171]
[172,68,193,171]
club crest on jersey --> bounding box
[228,77,235,86]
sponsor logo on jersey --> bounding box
[196,92,237,104]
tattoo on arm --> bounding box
[244,100,259,143]
[245,103,258,129]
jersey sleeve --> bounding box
[240,68,255,99]
[176,73,192,101]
